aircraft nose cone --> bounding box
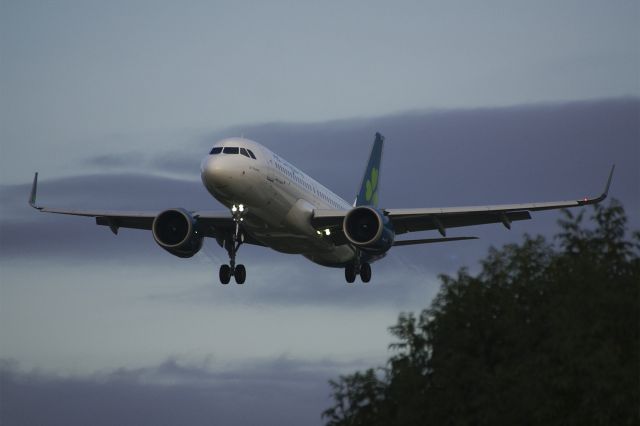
[201,156,231,192]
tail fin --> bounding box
[355,133,384,207]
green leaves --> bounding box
[323,369,387,426]
[324,200,640,426]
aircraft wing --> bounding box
[312,165,614,237]
[393,236,478,246]
[27,173,255,243]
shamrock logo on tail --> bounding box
[365,167,379,205]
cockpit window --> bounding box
[210,147,223,154]
[240,148,250,158]
[247,149,256,159]
[223,147,239,154]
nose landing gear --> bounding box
[219,204,247,285]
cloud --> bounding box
[134,98,639,211]
[0,356,352,426]
[1,99,638,425]
[0,173,215,262]
[1,98,638,308]
[0,173,206,218]
[150,153,202,175]
[85,152,146,168]
[9,97,637,214]
[0,171,445,311]
[7,97,638,217]
[143,254,443,309]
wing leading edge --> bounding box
[28,173,239,241]
[312,165,615,238]
[30,163,614,247]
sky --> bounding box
[1,1,639,425]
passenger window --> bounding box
[223,147,239,154]
[210,147,223,154]
[240,148,250,158]
[247,149,256,159]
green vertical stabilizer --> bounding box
[355,133,384,207]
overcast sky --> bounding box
[1,1,639,425]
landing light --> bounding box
[325,229,331,236]
[239,204,244,212]
[231,205,238,212]
[316,231,322,235]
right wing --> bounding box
[28,173,264,245]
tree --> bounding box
[324,200,639,425]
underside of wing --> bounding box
[313,165,614,238]
[34,205,159,233]
[310,209,348,229]
[27,173,267,245]
[388,209,532,235]
[193,211,266,246]
[388,165,614,235]
[38,206,240,241]
[393,236,478,246]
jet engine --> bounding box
[343,206,394,254]
[152,209,203,258]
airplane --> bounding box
[29,133,615,284]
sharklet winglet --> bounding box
[29,172,42,209]
[579,164,615,206]
[603,164,615,196]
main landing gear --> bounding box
[345,262,372,284]
[219,204,247,285]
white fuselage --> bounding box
[200,137,356,267]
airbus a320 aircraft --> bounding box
[30,133,614,284]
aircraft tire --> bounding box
[345,265,356,283]
[234,264,246,284]
[360,263,371,283]
[219,264,231,284]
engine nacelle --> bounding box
[343,206,395,254]
[152,209,203,258]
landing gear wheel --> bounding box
[345,264,356,283]
[360,263,371,283]
[234,264,246,284]
[219,264,231,285]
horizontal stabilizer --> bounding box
[393,236,478,246]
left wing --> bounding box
[312,165,615,238]
[28,173,254,243]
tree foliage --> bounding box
[324,200,639,425]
